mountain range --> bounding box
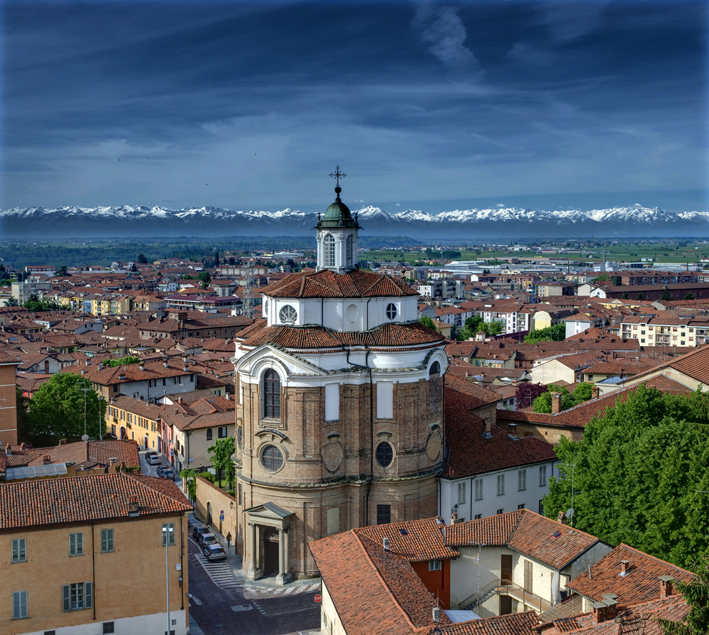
[2,203,708,240]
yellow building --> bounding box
[108,395,163,449]
[0,472,191,635]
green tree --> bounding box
[198,271,212,288]
[685,292,696,300]
[27,373,106,445]
[660,556,709,634]
[5,297,19,307]
[214,251,220,267]
[137,253,149,264]
[543,385,709,568]
[594,273,610,282]
[180,469,197,504]
[56,265,68,276]
[420,315,438,331]
[457,315,485,340]
[208,437,235,489]
[636,292,644,301]
[661,286,673,301]
[533,383,594,413]
[105,356,141,368]
[622,292,630,300]
[524,324,566,344]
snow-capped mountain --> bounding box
[2,203,708,239]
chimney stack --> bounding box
[592,385,600,399]
[164,361,169,368]
[659,576,674,598]
[128,495,140,516]
[557,511,567,525]
[59,439,67,445]
[226,392,230,401]
[5,443,11,456]
[20,442,26,451]
[591,598,618,625]
[508,423,518,440]
[551,392,562,414]
[383,537,390,551]
[43,454,51,464]
[483,419,492,439]
[620,560,630,576]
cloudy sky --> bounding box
[2,0,707,213]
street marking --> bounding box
[194,554,240,589]
[191,595,203,605]
[284,587,295,594]
[231,604,253,612]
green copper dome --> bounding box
[316,186,361,229]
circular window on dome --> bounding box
[375,442,394,468]
[279,305,297,325]
[386,303,397,320]
[261,444,284,472]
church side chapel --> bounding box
[233,168,448,583]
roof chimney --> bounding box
[508,423,518,440]
[225,392,230,401]
[128,495,140,516]
[20,442,26,451]
[5,443,11,456]
[551,392,562,415]
[620,560,630,577]
[483,419,492,439]
[140,365,145,371]
[659,576,674,598]
[383,537,390,551]
[85,360,90,366]
[164,361,169,368]
[592,385,600,399]
[43,454,51,464]
[59,439,67,445]
[591,598,618,625]
[557,511,567,525]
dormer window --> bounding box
[324,234,335,268]
[279,305,297,325]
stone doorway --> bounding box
[263,528,280,576]
[244,502,294,586]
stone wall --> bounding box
[194,475,241,554]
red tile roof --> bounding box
[239,321,445,350]
[447,510,601,570]
[263,268,418,299]
[3,439,140,470]
[444,377,556,479]
[0,472,191,529]
[356,517,459,563]
[566,544,694,606]
[442,612,540,635]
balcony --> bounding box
[459,578,552,618]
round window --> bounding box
[386,303,397,320]
[279,305,297,324]
[375,442,394,468]
[261,444,283,472]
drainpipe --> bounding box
[365,297,372,331]
[91,521,96,620]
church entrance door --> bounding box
[263,528,280,576]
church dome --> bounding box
[317,186,359,229]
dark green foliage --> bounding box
[208,437,235,489]
[661,287,673,301]
[594,273,610,282]
[524,324,566,344]
[198,271,211,287]
[533,383,594,413]
[136,253,149,264]
[660,556,709,634]
[685,292,696,300]
[105,356,141,368]
[23,295,62,312]
[543,385,709,568]
[457,316,504,340]
[419,315,438,331]
[622,292,630,299]
[25,373,107,445]
[637,292,645,300]
[180,469,197,503]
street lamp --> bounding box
[162,525,174,635]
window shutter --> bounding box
[85,582,92,609]
[63,585,70,612]
[13,591,19,618]
[70,533,75,555]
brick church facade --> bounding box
[233,176,448,582]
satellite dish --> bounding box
[566,508,575,519]
[81,434,89,442]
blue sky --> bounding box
[1,0,707,213]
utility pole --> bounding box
[81,387,92,441]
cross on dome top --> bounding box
[329,165,346,198]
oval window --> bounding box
[261,444,283,472]
[279,305,297,324]
[375,442,394,468]
[386,303,397,320]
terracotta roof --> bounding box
[443,377,556,479]
[442,612,540,635]
[239,321,445,350]
[0,472,191,529]
[356,517,459,563]
[60,358,194,385]
[447,510,601,570]
[0,351,22,364]
[110,395,164,419]
[445,374,501,408]
[263,268,418,299]
[160,396,235,431]
[3,439,140,469]
[566,544,694,606]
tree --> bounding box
[105,356,141,368]
[214,251,220,267]
[594,273,610,282]
[198,271,211,288]
[524,324,566,344]
[483,320,505,337]
[26,373,106,445]
[685,292,696,300]
[457,315,485,340]
[420,315,437,331]
[543,385,709,568]
[533,383,594,413]
[137,253,148,264]
[5,297,19,307]
[660,556,709,634]
[56,265,68,276]
[661,286,673,302]
[636,292,644,301]
[180,468,197,504]
[515,383,548,409]
[622,292,630,300]
[208,437,235,489]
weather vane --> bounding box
[329,165,346,187]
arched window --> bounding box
[346,235,353,266]
[263,369,281,419]
[206,428,213,441]
[429,361,441,414]
[324,234,335,268]
[218,426,227,439]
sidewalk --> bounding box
[188,512,320,590]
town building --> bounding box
[233,180,448,583]
[107,395,164,447]
[0,472,192,635]
[0,352,21,446]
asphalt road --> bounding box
[139,450,182,487]
[187,539,321,635]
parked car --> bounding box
[199,532,217,547]
[145,451,161,466]
[161,469,175,481]
[192,525,211,542]
[203,543,227,562]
